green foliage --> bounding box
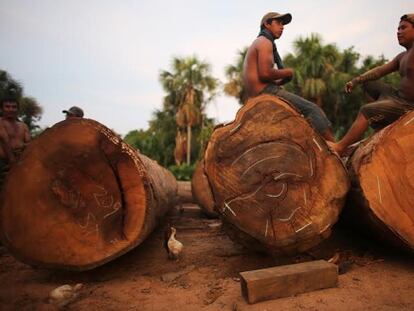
[159,55,219,165]
[282,35,401,134]
[223,47,248,105]
[168,163,196,181]
[19,96,43,131]
[124,109,177,167]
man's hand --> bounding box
[285,68,294,78]
[344,81,354,93]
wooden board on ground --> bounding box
[240,260,338,304]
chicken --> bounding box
[167,226,183,260]
[48,283,83,308]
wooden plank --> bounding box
[240,260,338,303]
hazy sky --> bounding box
[0,1,411,135]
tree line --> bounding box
[2,33,399,179]
[125,33,399,178]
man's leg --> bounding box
[322,128,335,142]
[362,80,395,102]
[330,98,412,155]
[275,89,334,141]
[329,113,369,155]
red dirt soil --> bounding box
[0,204,413,311]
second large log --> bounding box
[204,95,349,255]
[346,110,414,251]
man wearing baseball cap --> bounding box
[243,12,334,141]
[330,14,414,155]
[62,106,84,119]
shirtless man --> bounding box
[243,12,334,141]
[0,99,30,165]
[330,14,414,155]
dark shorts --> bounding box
[360,81,414,130]
[259,84,332,134]
[0,158,9,190]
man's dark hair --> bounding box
[260,18,276,30]
[401,14,414,26]
[1,97,19,109]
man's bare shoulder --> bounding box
[251,36,272,48]
[17,120,28,128]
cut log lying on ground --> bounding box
[177,181,195,204]
[346,110,414,252]
[0,118,178,271]
[204,94,349,255]
[191,160,218,218]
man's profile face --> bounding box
[265,19,284,39]
[397,20,414,48]
[1,101,18,119]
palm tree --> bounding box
[285,34,340,107]
[159,56,218,165]
[223,48,248,105]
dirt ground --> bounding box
[0,204,413,311]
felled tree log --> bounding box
[0,118,178,271]
[191,160,218,218]
[346,110,414,252]
[204,94,349,255]
[177,181,195,204]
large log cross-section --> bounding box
[0,119,178,271]
[204,95,349,255]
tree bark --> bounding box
[204,94,349,255]
[0,118,178,271]
[177,181,195,204]
[191,160,218,218]
[346,110,414,252]
[187,124,191,165]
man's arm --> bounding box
[0,124,15,163]
[345,53,403,93]
[23,123,31,144]
[257,39,293,82]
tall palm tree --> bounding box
[285,34,340,107]
[223,47,248,105]
[159,56,218,165]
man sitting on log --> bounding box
[62,106,84,119]
[0,98,30,185]
[330,14,414,156]
[243,12,335,141]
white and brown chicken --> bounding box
[163,226,183,260]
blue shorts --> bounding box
[260,84,332,134]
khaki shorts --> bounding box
[360,81,414,130]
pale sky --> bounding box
[0,0,411,135]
